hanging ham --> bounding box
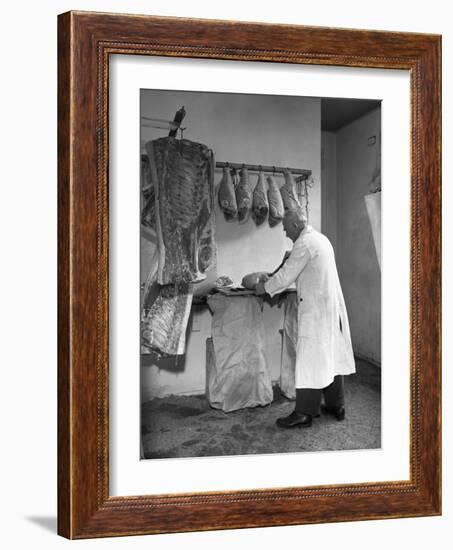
[235,167,252,223]
[280,168,300,211]
[217,166,237,220]
[267,175,284,227]
[251,172,269,225]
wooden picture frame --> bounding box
[58,11,441,539]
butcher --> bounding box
[255,207,356,428]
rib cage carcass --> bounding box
[141,137,217,356]
[145,137,216,285]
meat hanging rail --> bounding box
[215,161,312,181]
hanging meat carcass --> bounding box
[141,246,194,357]
[267,175,284,227]
[141,154,155,229]
[251,171,269,226]
[141,280,193,356]
[235,167,252,223]
[145,137,216,285]
[279,168,301,211]
[217,166,237,220]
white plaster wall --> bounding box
[336,108,382,364]
[321,131,337,251]
[140,90,321,399]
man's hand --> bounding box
[255,281,267,295]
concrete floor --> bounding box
[141,358,381,459]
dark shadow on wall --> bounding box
[141,350,187,374]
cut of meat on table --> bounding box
[251,171,269,225]
[217,166,238,220]
[141,280,193,356]
[241,271,269,290]
[215,275,234,289]
[280,168,301,211]
[145,137,216,285]
[235,167,252,223]
[267,175,284,227]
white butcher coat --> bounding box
[264,225,356,389]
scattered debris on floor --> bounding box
[141,358,381,459]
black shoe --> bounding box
[321,404,345,421]
[276,410,312,428]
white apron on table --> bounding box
[280,292,298,399]
[265,226,355,389]
[206,294,273,412]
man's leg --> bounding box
[295,388,322,416]
[322,375,344,407]
[321,375,345,420]
[276,388,321,428]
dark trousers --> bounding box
[295,375,344,416]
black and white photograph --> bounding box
[140,89,381,460]
[2,0,447,545]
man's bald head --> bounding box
[283,207,307,242]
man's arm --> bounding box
[269,250,291,276]
[255,251,290,294]
[261,239,311,297]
